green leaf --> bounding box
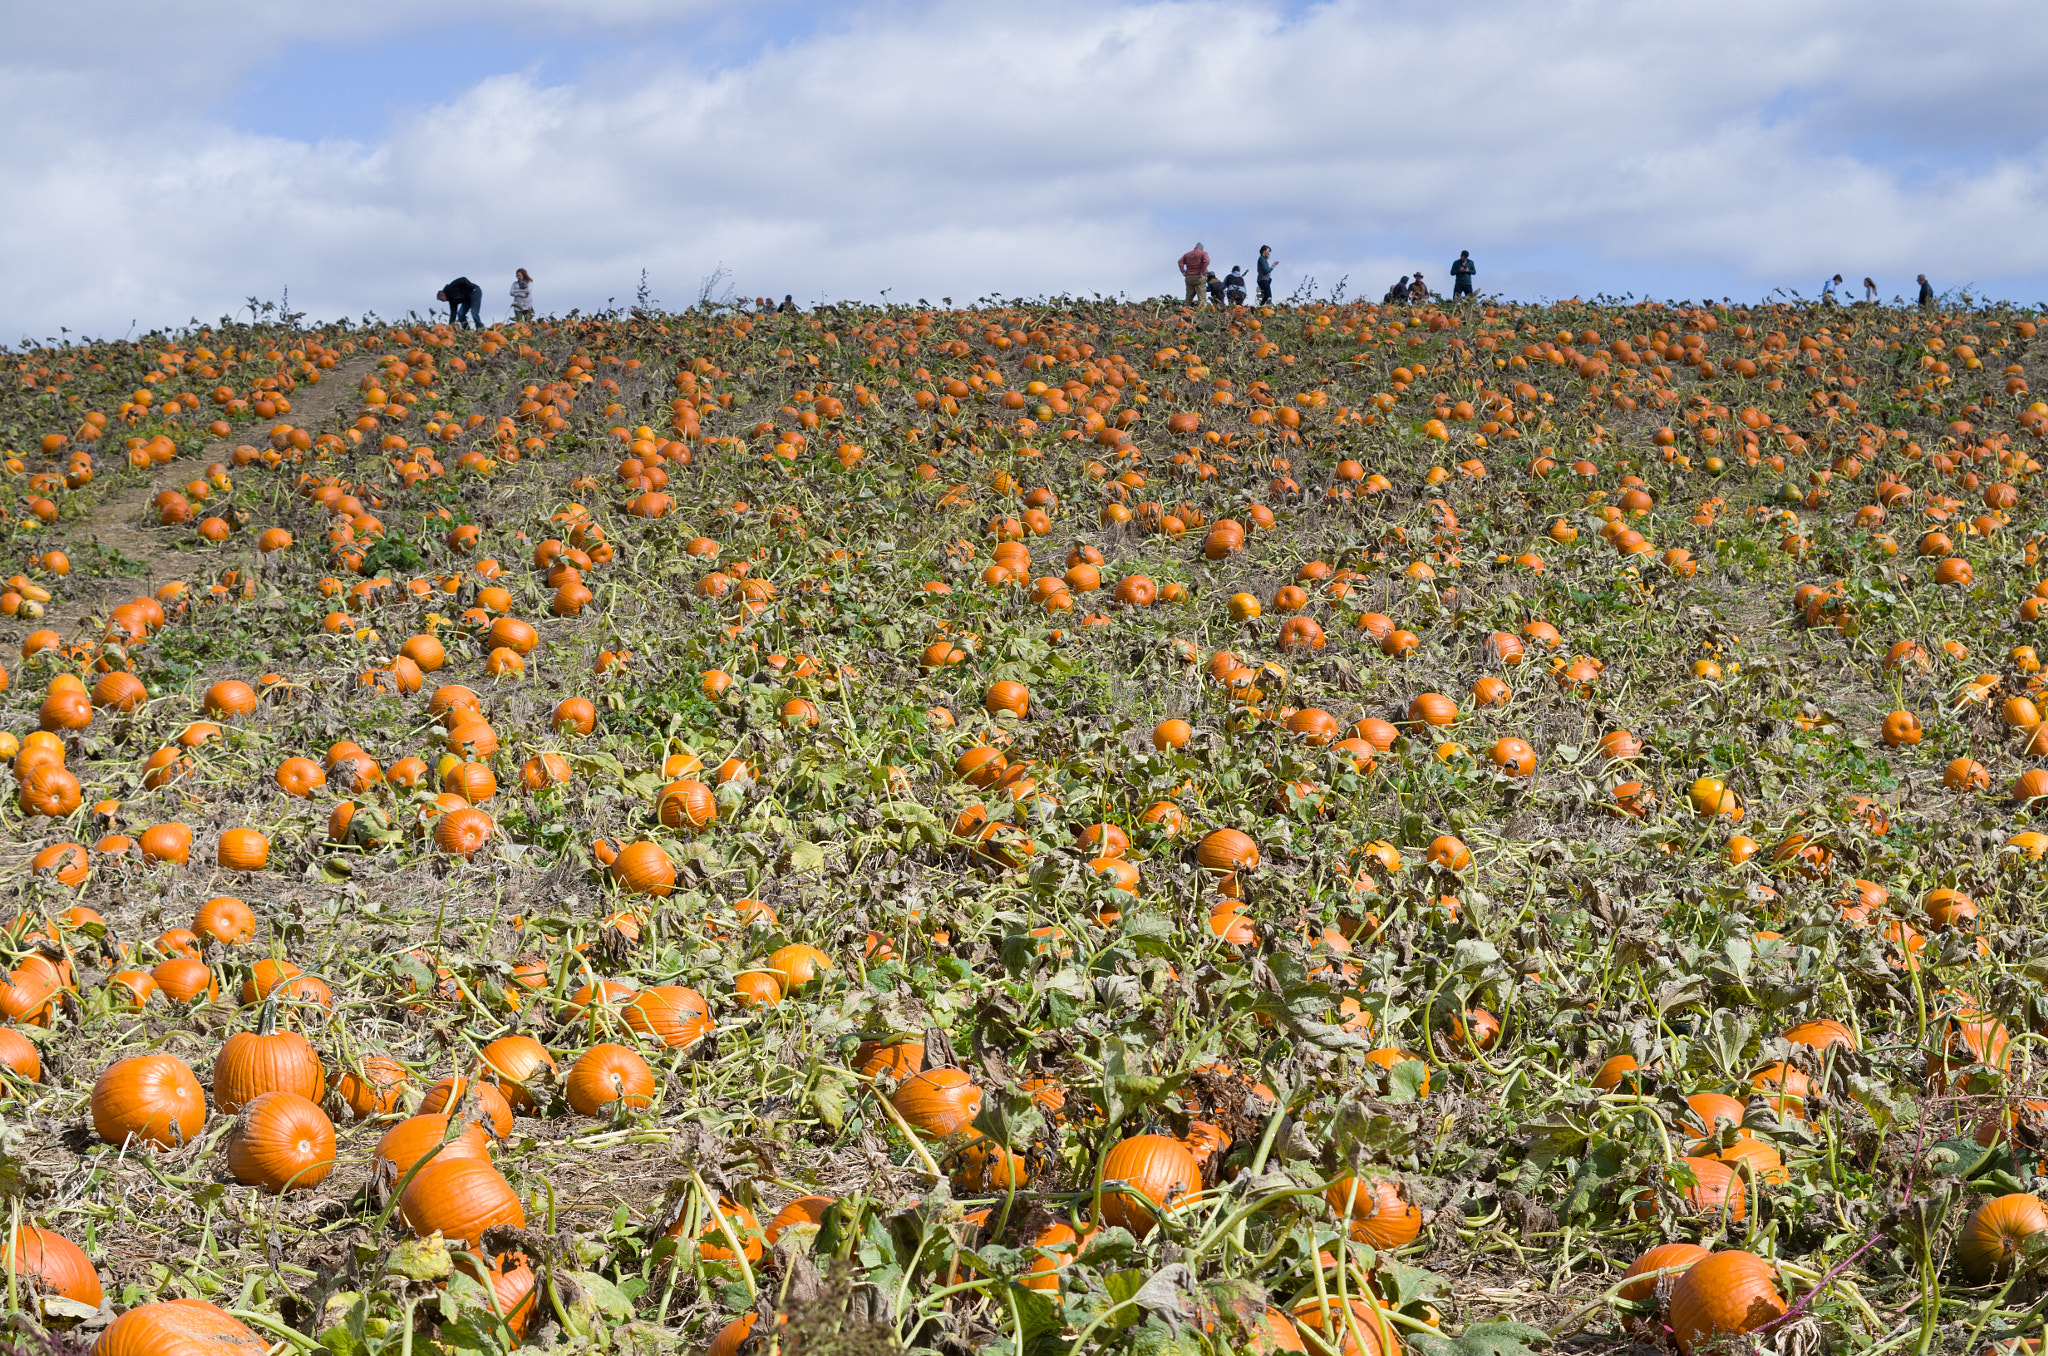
[1408,1320,1551,1356]
[808,1062,854,1131]
[1386,1058,1429,1104]
[788,839,826,873]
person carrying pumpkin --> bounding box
[1178,243,1210,304]
[437,277,483,329]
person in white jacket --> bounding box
[511,269,534,320]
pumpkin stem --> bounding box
[256,994,279,1036]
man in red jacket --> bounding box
[1178,243,1210,304]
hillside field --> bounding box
[0,291,2045,1354]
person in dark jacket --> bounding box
[437,277,483,329]
[1917,275,1935,308]
[1451,251,1476,298]
[1256,246,1275,305]
[778,294,797,314]
[1206,271,1226,305]
[1384,276,1410,304]
[1223,267,1247,306]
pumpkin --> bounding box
[215,827,270,871]
[893,1069,982,1136]
[151,957,217,1004]
[657,778,717,830]
[610,840,675,896]
[92,1052,207,1148]
[1959,1193,2048,1282]
[95,1299,267,1355]
[398,1155,525,1245]
[420,1077,517,1137]
[985,680,1030,717]
[212,1001,325,1112]
[1782,1019,1856,1052]
[433,806,495,856]
[1289,1296,1399,1356]
[1095,1134,1200,1236]
[1325,1175,1422,1248]
[768,944,833,991]
[374,1114,492,1179]
[1667,1250,1786,1354]
[4,1223,101,1306]
[1618,1242,1712,1331]
[479,1035,559,1110]
[565,1042,657,1115]
[1195,828,1260,873]
[0,1027,42,1082]
[331,1056,409,1119]
[694,1199,766,1261]
[225,1091,336,1192]
[766,1194,835,1242]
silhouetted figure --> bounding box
[1206,271,1226,305]
[438,277,483,329]
[1451,251,1476,298]
[1384,276,1410,304]
[1179,243,1210,303]
[1918,275,1935,308]
[1256,246,1275,304]
[778,294,796,314]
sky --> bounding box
[6,0,2048,343]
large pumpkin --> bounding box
[213,1004,324,1112]
[1095,1134,1200,1236]
[95,1299,266,1355]
[397,1155,525,1245]
[1958,1193,2048,1283]
[1324,1175,1422,1248]
[225,1091,336,1193]
[92,1053,206,1149]
[5,1223,101,1306]
[892,1069,982,1137]
[1666,1251,1786,1354]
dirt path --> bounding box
[29,355,378,644]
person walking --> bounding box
[1178,242,1210,304]
[1917,274,1935,309]
[510,268,533,320]
[1450,250,1477,299]
[1256,246,1275,305]
[1223,266,1247,306]
[1862,277,1878,305]
[1821,274,1842,305]
[437,277,483,329]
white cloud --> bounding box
[6,0,2048,339]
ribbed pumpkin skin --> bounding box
[397,1155,525,1245]
[95,1298,267,1355]
[212,1028,324,1112]
[0,1028,42,1082]
[1289,1296,1398,1356]
[892,1069,982,1136]
[92,1053,207,1148]
[1195,828,1259,873]
[420,1078,515,1138]
[1675,1156,1747,1221]
[1324,1175,1422,1247]
[7,1223,102,1306]
[623,986,713,1049]
[331,1056,409,1119]
[1782,1019,1857,1052]
[479,1035,558,1109]
[1667,1251,1786,1354]
[1958,1193,2048,1282]
[1096,1135,1200,1236]
[657,779,717,830]
[225,1091,336,1193]
[374,1114,492,1179]
[611,840,675,896]
[565,1043,657,1115]
[1618,1243,1711,1329]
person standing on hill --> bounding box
[1256,246,1275,305]
[1450,251,1477,299]
[1862,277,1878,304]
[1918,274,1935,308]
[437,277,483,329]
[510,268,533,320]
[1179,242,1210,304]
